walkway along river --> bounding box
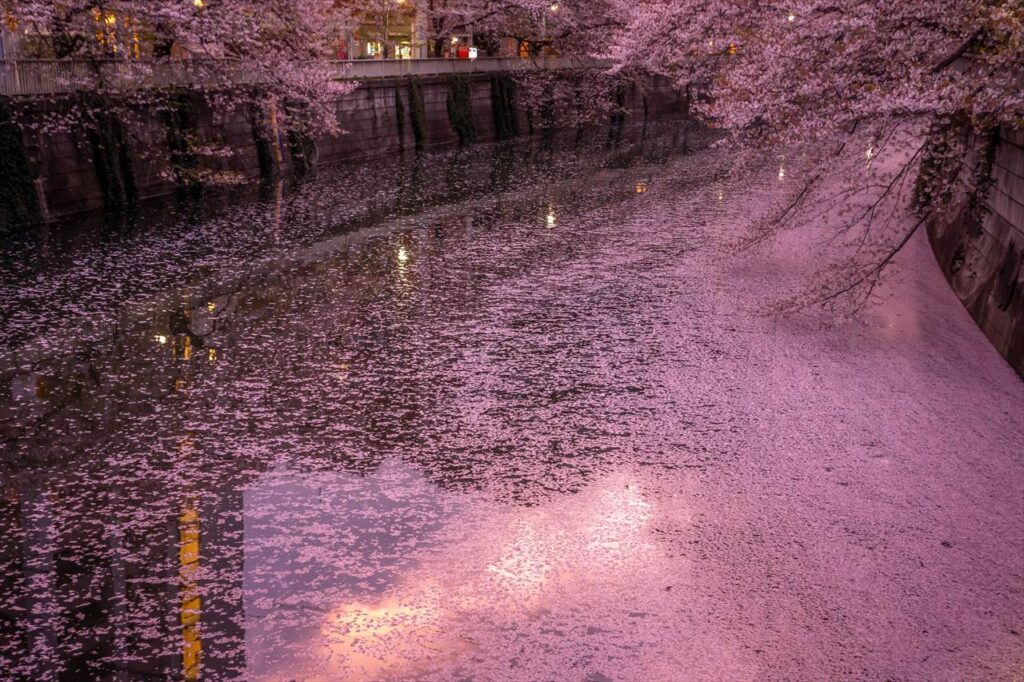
[0,123,1022,680]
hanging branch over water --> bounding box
[3,0,357,137]
[604,0,1022,311]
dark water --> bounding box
[1,122,731,679]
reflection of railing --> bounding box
[0,57,609,96]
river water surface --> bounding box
[1,126,1022,681]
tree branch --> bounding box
[932,28,982,73]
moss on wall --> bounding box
[394,87,407,151]
[163,91,202,196]
[965,126,1000,229]
[607,83,628,147]
[912,115,969,214]
[287,128,317,176]
[446,75,477,146]
[80,94,137,212]
[538,83,557,147]
[913,116,1000,242]
[490,74,519,141]
[0,96,41,231]
[251,98,278,180]
[282,99,318,176]
[407,77,427,152]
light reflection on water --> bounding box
[242,459,449,679]
[0,121,735,679]
[242,465,669,680]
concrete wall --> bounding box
[12,73,685,221]
[927,125,1024,376]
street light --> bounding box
[542,3,559,58]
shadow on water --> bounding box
[0,116,721,680]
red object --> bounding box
[457,45,469,59]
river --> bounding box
[1,124,1021,680]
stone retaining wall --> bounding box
[7,74,685,222]
[927,125,1024,376]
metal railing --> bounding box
[333,56,607,79]
[0,59,262,96]
[0,57,609,96]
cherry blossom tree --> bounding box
[3,0,355,136]
[611,0,1020,149]
[608,0,1023,310]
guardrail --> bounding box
[0,57,609,97]
[335,56,607,79]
